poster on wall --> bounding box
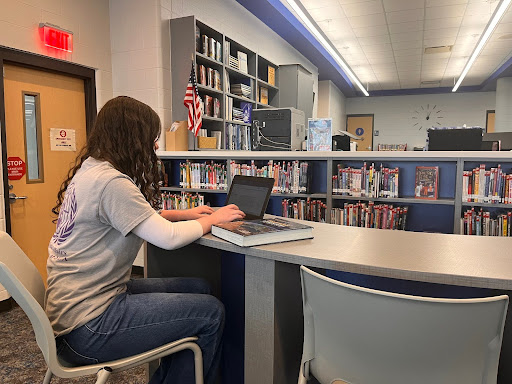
[307,118,332,151]
[50,128,76,151]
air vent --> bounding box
[424,45,452,54]
[420,80,441,88]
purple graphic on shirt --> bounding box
[51,182,77,245]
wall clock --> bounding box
[412,104,444,130]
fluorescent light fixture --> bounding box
[286,0,369,96]
[452,0,512,92]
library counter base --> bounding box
[146,219,512,384]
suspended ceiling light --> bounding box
[452,0,512,92]
[286,0,369,96]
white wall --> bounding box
[318,80,346,134]
[346,92,496,150]
[0,0,114,229]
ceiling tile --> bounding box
[425,4,466,19]
[353,24,389,38]
[300,0,340,10]
[308,6,345,21]
[362,43,393,53]
[392,39,422,50]
[426,0,467,7]
[391,30,424,42]
[494,22,512,34]
[457,25,485,37]
[383,0,425,13]
[461,13,490,27]
[388,21,423,34]
[394,48,423,57]
[424,17,462,30]
[341,1,384,17]
[423,27,459,41]
[369,56,397,64]
[423,51,452,60]
[464,2,497,16]
[423,37,457,47]
[386,8,424,24]
[358,34,391,46]
[348,13,387,28]
[365,49,395,60]
[396,61,422,71]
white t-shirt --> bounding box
[46,157,159,336]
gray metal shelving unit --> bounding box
[170,16,280,150]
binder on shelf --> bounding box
[238,51,248,73]
[268,66,276,86]
[260,86,268,104]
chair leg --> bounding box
[297,363,308,384]
[95,367,112,384]
[43,369,53,384]
[189,343,204,384]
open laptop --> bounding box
[225,175,275,220]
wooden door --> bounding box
[4,64,87,280]
[486,110,495,133]
[347,115,374,151]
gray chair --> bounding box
[298,266,508,384]
[0,231,204,384]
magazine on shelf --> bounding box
[307,118,332,151]
[238,51,248,73]
[415,166,439,200]
[211,217,313,247]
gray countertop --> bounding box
[197,219,512,290]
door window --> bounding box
[23,92,44,183]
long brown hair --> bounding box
[52,96,162,217]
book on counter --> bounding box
[211,217,313,247]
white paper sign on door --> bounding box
[50,128,76,151]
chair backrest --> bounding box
[0,232,57,367]
[300,266,509,384]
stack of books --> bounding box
[231,83,251,98]
[232,107,244,122]
[331,202,408,230]
[228,55,239,69]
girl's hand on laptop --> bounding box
[197,204,245,234]
[211,204,245,224]
[187,205,214,219]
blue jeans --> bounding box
[56,277,224,384]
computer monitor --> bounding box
[428,128,483,151]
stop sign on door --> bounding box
[7,157,26,180]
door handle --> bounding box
[9,193,28,204]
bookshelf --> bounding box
[158,151,512,235]
[170,16,280,150]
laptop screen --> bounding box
[226,175,275,220]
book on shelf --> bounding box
[333,163,399,198]
[179,160,227,190]
[198,65,206,86]
[208,37,216,59]
[331,202,408,230]
[225,71,231,94]
[268,66,276,86]
[282,198,326,223]
[213,97,221,118]
[211,217,313,247]
[237,51,248,73]
[462,164,511,204]
[225,123,252,150]
[461,207,512,236]
[230,160,312,194]
[260,86,268,104]
[231,83,252,98]
[216,41,222,62]
[307,118,332,151]
[214,70,221,90]
[205,95,213,117]
[415,166,439,200]
[195,26,201,52]
[229,56,239,69]
[240,102,252,124]
[201,35,208,56]
[212,131,222,149]
[224,41,230,64]
[207,67,214,88]
[162,191,206,210]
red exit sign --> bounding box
[39,23,73,52]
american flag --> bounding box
[183,62,203,137]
